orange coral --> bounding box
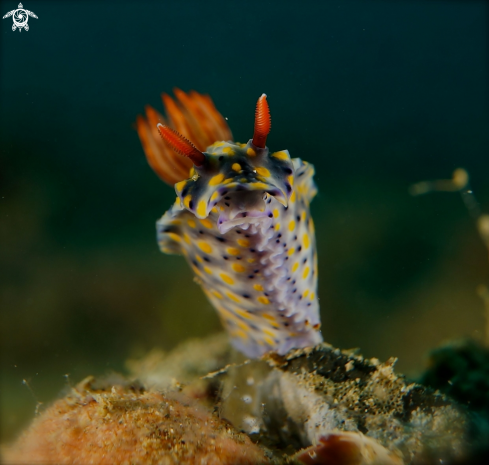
[3,377,267,465]
[137,89,233,185]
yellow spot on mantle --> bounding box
[210,191,219,202]
[253,284,264,292]
[255,167,270,177]
[236,309,252,319]
[303,266,310,279]
[183,195,192,209]
[262,313,280,328]
[237,238,250,247]
[250,182,267,190]
[222,147,235,155]
[273,208,279,218]
[232,163,242,172]
[292,262,299,273]
[198,242,213,254]
[187,219,196,228]
[263,328,276,338]
[271,151,289,160]
[232,263,246,273]
[220,273,234,285]
[175,180,186,193]
[204,266,213,275]
[209,173,225,186]
[196,200,207,218]
[288,220,296,232]
[200,219,213,229]
[234,329,248,339]
[211,289,222,299]
[247,147,256,157]
[257,296,270,305]
[227,247,240,256]
[226,291,241,302]
[167,232,181,243]
[237,320,249,332]
[303,233,310,249]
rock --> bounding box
[420,338,489,459]
[213,342,469,464]
[3,335,473,464]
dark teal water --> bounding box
[1,0,488,441]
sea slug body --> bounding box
[137,91,322,358]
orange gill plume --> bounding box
[252,93,271,149]
[136,89,233,185]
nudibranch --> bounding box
[137,90,322,358]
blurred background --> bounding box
[1,0,488,443]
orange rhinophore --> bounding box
[252,93,271,149]
[157,124,205,166]
[136,89,233,185]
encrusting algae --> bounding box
[3,375,268,465]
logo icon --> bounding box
[3,3,37,32]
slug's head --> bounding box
[158,94,295,233]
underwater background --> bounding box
[1,0,488,443]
